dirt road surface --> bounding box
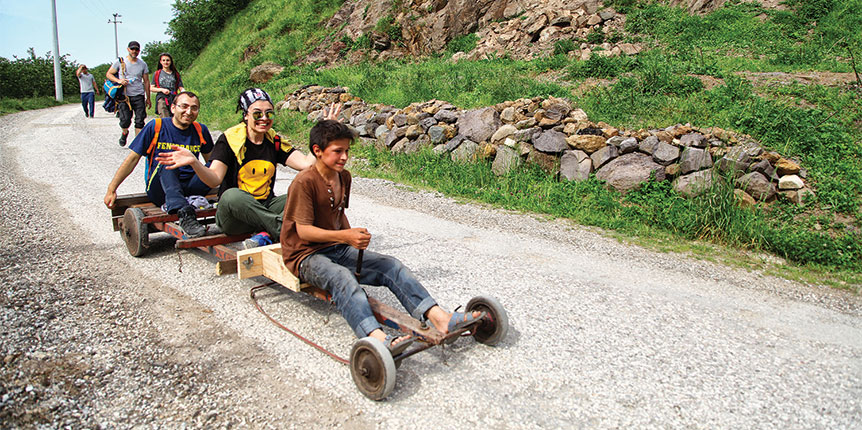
[1,104,860,428]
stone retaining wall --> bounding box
[279,85,814,205]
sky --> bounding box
[0,0,174,68]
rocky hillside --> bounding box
[302,0,783,66]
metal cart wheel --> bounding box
[466,295,509,346]
[350,337,397,400]
[121,207,149,257]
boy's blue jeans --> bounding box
[146,164,211,213]
[299,244,438,338]
[80,92,95,117]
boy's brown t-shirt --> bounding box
[280,166,352,276]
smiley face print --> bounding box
[238,159,276,199]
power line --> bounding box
[75,0,101,20]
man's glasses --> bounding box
[251,110,275,120]
[175,103,199,112]
[129,47,140,51]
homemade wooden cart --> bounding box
[236,244,509,400]
[110,191,250,274]
[110,194,509,400]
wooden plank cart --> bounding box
[236,244,509,400]
[110,192,251,274]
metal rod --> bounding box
[355,249,364,280]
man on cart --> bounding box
[104,91,215,238]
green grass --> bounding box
[0,96,75,116]
[178,0,861,283]
[341,139,862,278]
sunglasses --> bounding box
[251,110,275,120]
[129,47,140,51]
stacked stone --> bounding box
[281,86,814,205]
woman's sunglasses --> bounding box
[251,110,275,120]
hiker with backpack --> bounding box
[104,91,214,238]
[151,52,184,118]
[106,41,151,147]
[153,88,338,249]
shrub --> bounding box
[374,15,402,41]
[586,30,605,44]
[446,33,479,54]
[553,39,577,56]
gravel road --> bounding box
[1,104,860,429]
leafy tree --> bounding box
[167,0,252,64]
[0,48,81,99]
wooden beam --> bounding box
[216,259,237,276]
[236,244,300,291]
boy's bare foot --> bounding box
[424,306,483,334]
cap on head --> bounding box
[128,41,140,49]
[236,88,273,114]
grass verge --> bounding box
[0,97,75,116]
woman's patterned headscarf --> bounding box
[236,87,273,114]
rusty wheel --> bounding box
[349,337,396,401]
[121,207,149,257]
[466,295,508,346]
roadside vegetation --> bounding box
[0,49,88,115]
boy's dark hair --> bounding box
[309,120,355,153]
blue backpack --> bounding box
[102,57,127,113]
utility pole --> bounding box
[50,0,63,101]
[108,13,122,59]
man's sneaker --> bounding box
[119,132,128,147]
[243,232,272,250]
[177,206,206,238]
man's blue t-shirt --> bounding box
[128,119,214,185]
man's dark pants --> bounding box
[118,94,147,129]
[146,164,211,213]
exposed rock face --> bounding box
[492,144,522,176]
[560,149,592,182]
[249,62,284,83]
[299,0,785,66]
[679,147,713,174]
[533,130,568,154]
[305,0,640,65]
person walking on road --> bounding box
[75,64,99,118]
[106,41,151,147]
[151,52,184,119]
